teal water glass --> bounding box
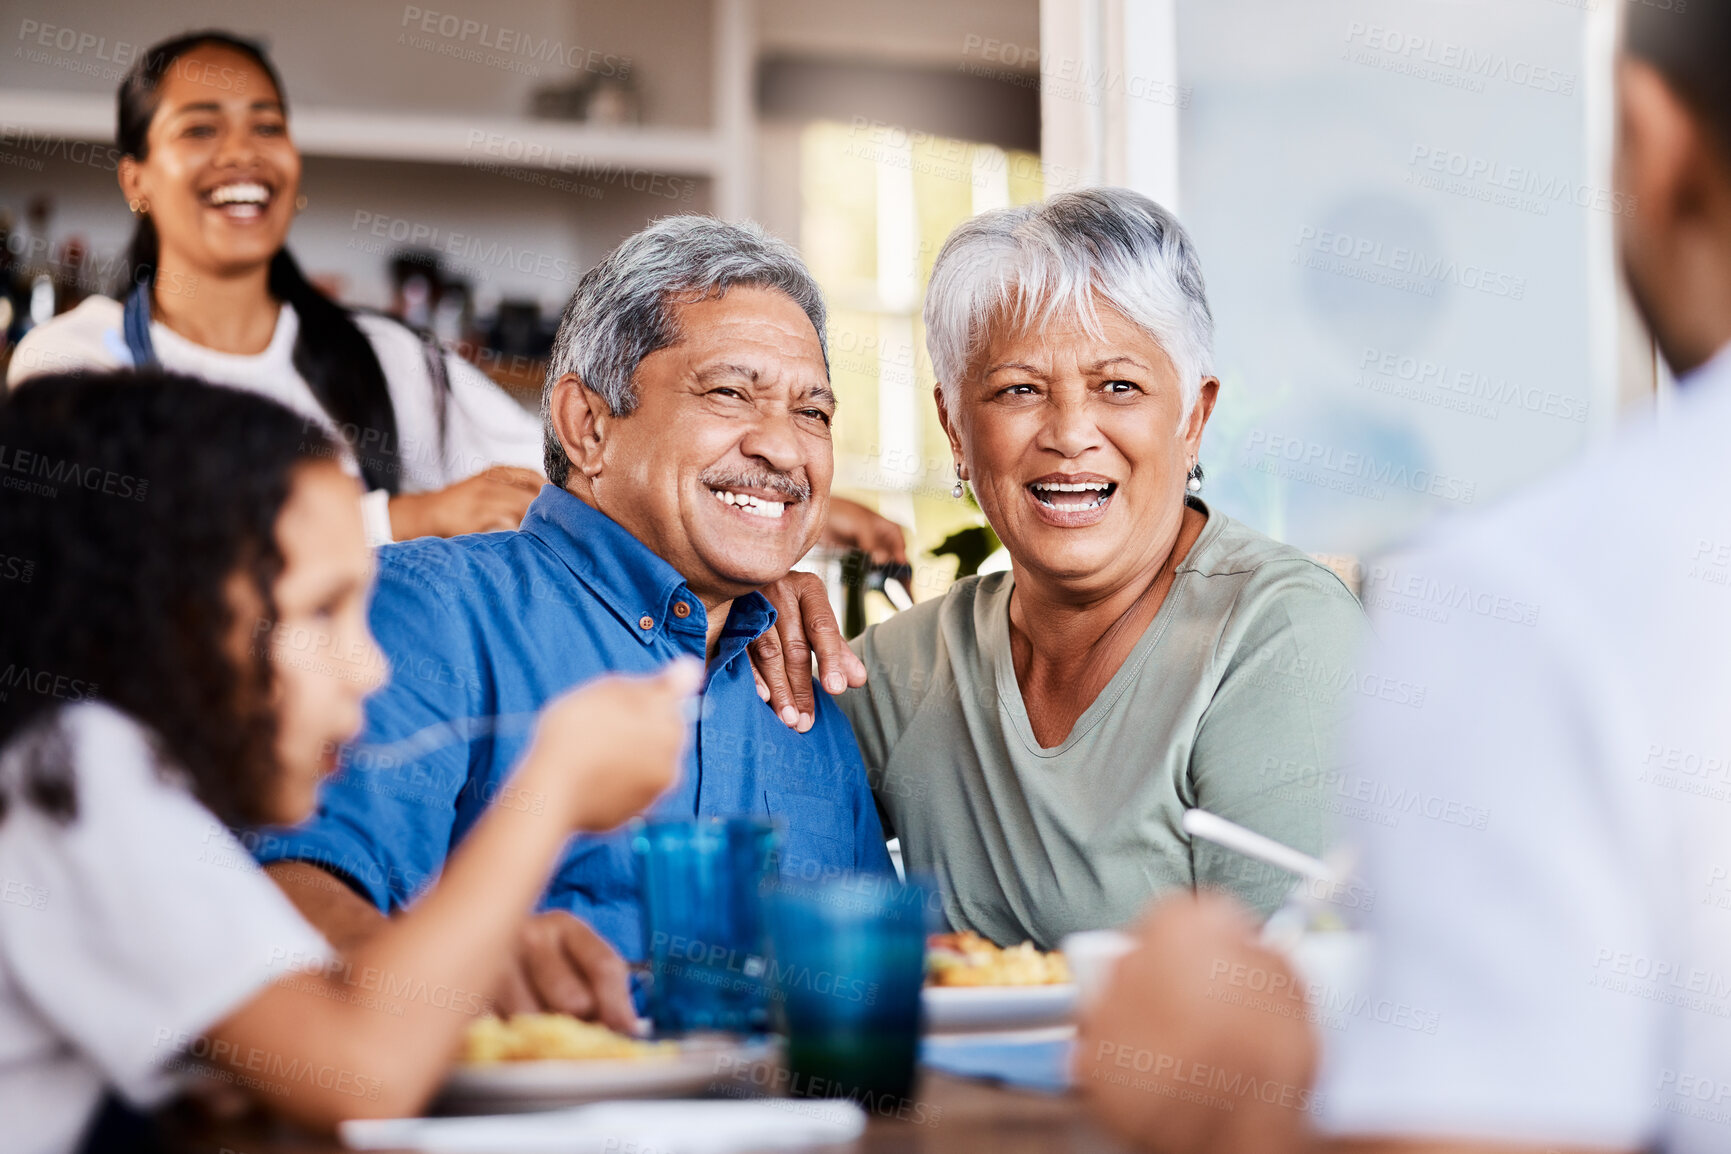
[631,817,779,1034]
[766,873,933,1107]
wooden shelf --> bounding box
[0,89,722,178]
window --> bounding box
[799,120,1043,602]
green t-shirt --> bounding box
[840,504,1369,948]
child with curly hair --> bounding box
[0,371,699,1153]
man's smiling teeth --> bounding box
[208,182,271,205]
[1030,481,1115,509]
[713,488,787,519]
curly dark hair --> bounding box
[0,371,340,826]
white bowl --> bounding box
[1060,929,1137,1012]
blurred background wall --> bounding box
[0,0,1650,612]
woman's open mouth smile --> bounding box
[200,179,275,222]
[1024,475,1118,526]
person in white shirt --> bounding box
[0,369,697,1154]
[1074,5,1731,1153]
[4,30,547,546]
[4,29,912,563]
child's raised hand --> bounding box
[525,658,703,831]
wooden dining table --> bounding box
[159,1070,1134,1154]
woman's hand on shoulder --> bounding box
[750,571,868,733]
[388,465,543,539]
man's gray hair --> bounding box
[540,215,829,486]
[923,187,1214,417]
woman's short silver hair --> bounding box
[923,187,1214,417]
[540,215,828,486]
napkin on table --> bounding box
[920,1034,1074,1094]
[340,1098,867,1153]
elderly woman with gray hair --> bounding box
[757,188,1365,948]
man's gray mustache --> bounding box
[700,468,813,503]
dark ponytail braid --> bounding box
[115,30,403,494]
[268,248,403,493]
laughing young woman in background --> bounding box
[6,30,549,543]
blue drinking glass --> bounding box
[631,816,779,1035]
[766,873,934,1107]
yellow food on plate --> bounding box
[926,931,1072,987]
[462,1014,677,1065]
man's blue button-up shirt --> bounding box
[255,486,891,959]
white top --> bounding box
[5,296,544,544]
[0,704,333,1154]
[1316,345,1731,1151]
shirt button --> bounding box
[638,615,654,631]
[673,601,691,619]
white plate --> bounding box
[922,984,1078,1033]
[439,1037,779,1114]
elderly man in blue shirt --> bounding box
[257,216,892,1030]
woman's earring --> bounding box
[1186,462,1204,493]
[294,193,309,212]
[952,464,965,499]
[127,198,149,215]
